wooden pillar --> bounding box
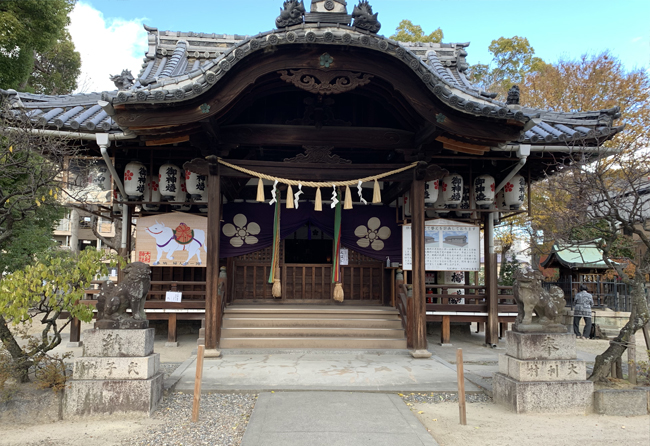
[69,317,81,343]
[167,313,177,344]
[204,157,222,354]
[410,171,430,357]
[484,213,499,345]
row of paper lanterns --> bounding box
[402,173,526,217]
[94,162,524,215]
[93,161,208,213]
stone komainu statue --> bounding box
[95,262,151,329]
[512,267,566,333]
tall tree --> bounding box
[518,53,650,381]
[390,20,443,43]
[468,36,546,98]
[0,0,80,94]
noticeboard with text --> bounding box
[402,219,480,271]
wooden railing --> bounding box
[395,283,413,349]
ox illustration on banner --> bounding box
[137,213,207,267]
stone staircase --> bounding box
[218,304,407,349]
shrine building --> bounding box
[1,1,623,354]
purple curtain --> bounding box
[220,202,401,262]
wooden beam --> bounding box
[436,136,490,155]
[414,124,443,148]
[184,158,416,182]
[145,135,190,146]
[218,124,414,149]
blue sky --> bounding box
[70,0,649,92]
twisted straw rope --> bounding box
[216,158,418,187]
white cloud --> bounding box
[631,37,643,43]
[69,2,148,93]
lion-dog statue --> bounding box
[512,267,567,333]
[95,262,151,329]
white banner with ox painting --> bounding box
[136,213,207,267]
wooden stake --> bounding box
[628,339,637,385]
[191,344,205,423]
[456,348,467,426]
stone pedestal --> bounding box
[493,331,593,413]
[63,329,163,418]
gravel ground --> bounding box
[400,392,491,404]
[122,393,258,446]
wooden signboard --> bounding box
[136,213,208,267]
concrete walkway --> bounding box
[241,392,439,446]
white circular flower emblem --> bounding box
[354,217,391,251]
[222,214,260,247]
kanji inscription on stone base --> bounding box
[73,354,160,380]
[505,331,575,360]
[83,328,155,357]
[499,354,586,382]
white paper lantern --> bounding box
[456,185,471,218]
[504,174,526,210]
[172,176,191,211]
[124,161,147,200]
[433,190,450,217]
[142,175,160,211]
[441,173,463,208]
[402,191,411,217]
[424,180,439,204]
[185,170,207,198]
[495,190,507,210]
[194,191,208,213]
[474,174,495,209]
[90,161,111,190]
[159,163,181,200]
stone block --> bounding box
[505,331,576,360]
[82,328,154,357]
[63,372,163,418]
[634,387,650,413]
[498,354,586,381]
[72,354,159,380]
[493,372,593,414]
[594,389,648,416]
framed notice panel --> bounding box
[136,212,207,267]
[402,219,480,271]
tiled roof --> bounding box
[1,90,119,132]
[1,24,623,146]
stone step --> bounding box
[224,306,400,318]
[221,327,406,338]
[219,337,407,349]
[222,317,403,329]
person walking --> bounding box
[573,285,594,339]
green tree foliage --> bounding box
[0,0,80,94]
[468,36,546,98]
[0,104,74,263]
[0,250,122,382]
[390,20,443,43]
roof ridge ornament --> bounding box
[110,70,135,90]
[507,85,520,105]
[276,0,306,28]
[352,1,380,33]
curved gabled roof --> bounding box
[1,23,623,147]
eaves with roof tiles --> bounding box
[1,24,623,147]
